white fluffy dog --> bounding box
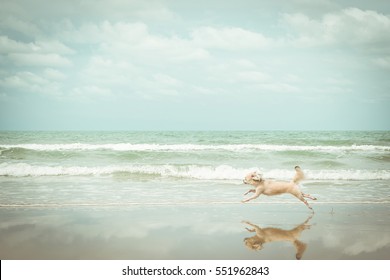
[242,166,317,211]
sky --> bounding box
[0,0,389,130]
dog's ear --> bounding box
[252,172,262,181]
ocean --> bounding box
[1,130,390,260]
[1,131,389,207]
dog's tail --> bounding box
[292,166,305,184]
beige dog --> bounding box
[242,166,316,211]
[242,214,313,260]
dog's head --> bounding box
[243,171,263,185]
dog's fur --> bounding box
[242,214,313,260]
[242,166,316,211]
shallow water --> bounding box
[0,204,389,259]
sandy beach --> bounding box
[1,202,389,260]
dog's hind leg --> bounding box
[302,193,317,200]
[292,192,313,212]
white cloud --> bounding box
[0,16,42,37]
[73,55,186,100]
[60,21,210,63]
[0,36,74,68]
[0,36,74,55]
[32,40,75,55]
[43,68,67,80]
[373,56,390,69]
[1,71,47,89]
[283,8,390,48]
[258,83,301,94]
[1,9,384,104]
[236,71,270,83]
[134,6,176,21]
[8,6,387,105]
[206,59,303,96]
[8,53,72,67]
[153,73,183,88]
[81,56,134,85]
[234,59,258,69]
[41,20,215,100]
[0,36,31,53]
[78,0,177,22]
[70,85,113,100]
[191,26,273,50]
[0,71,62,96]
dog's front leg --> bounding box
[242,188,262,203]
[244,189,255,196]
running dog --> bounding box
[242,166,317,211]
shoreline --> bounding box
[1,200,390,208]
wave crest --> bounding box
[0,163,389,181]
[1,143,389,152]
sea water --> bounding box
[0,131,389,207]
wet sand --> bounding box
[0,203,389,260]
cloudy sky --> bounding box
[0,0,389,130]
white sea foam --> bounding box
[1,163,389,181]
[1,143,389,152]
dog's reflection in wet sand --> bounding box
[242,214,313,260]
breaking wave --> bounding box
[0,163,389,181]
[1,143,389,152]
